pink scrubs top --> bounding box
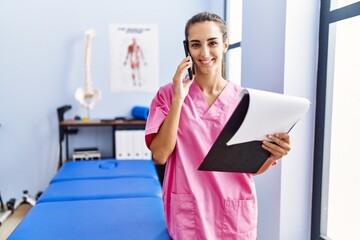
[145,80,258,240]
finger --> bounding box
[183,56,192,63]
[263,140,289,157]
[175,58,192,76]
[183,76,195,88]
[274,133,290,144]
[262,145,283,161]
[177,56,191,69]
[267,134,291,151]
[173,64,191,84]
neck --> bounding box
[196,73,227,95]
[195,74,228,107]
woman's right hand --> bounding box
[172,56,194,100]
[150,57,194,165]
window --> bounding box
[331,0,359,10]
[225,0,242,84]
[312,1,360,239]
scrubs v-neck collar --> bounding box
[189,80,238,118]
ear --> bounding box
[223,38,229,54]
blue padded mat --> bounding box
[8,197,171,240]
[37,177,162,203]
[51,159,158,183]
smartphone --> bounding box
[183,40,193,79]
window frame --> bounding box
[224,0,242,81]
[311,1,360,239]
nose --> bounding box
[200,45,210,57]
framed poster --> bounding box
[109,24,158,92]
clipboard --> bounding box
[198,88,311,173]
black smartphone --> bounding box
[183,40,193,79]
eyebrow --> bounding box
[189,37,219,43]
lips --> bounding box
[199,59,213,65]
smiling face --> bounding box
[187,21,229,77]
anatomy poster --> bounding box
[109,24,159,92]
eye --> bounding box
[209,41,218,46]
[191,43,200,48]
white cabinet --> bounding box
[115,130,152,160]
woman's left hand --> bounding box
[262,133,291,163]
[253,133,291,175]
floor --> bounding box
[0,203,32,240]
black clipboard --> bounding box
[198,88,310,173]
[198,93,270,173]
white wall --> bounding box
[280,1,319,239]
[0,0,219,202]
[242,1,286,239]
[242,0,319,239]
[0,0,319,238]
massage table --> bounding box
[8,159,170,239]
[8,197,170,240]
[37,177,162,203]
[51,159,158,183]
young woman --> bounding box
[145,12,291,240]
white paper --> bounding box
[227,88,311,145]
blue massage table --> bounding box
[51,159,158,183]
[8,197,171,240]
[37,177,162,203]
[8,159,171,239]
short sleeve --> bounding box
[145,85,173,148]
